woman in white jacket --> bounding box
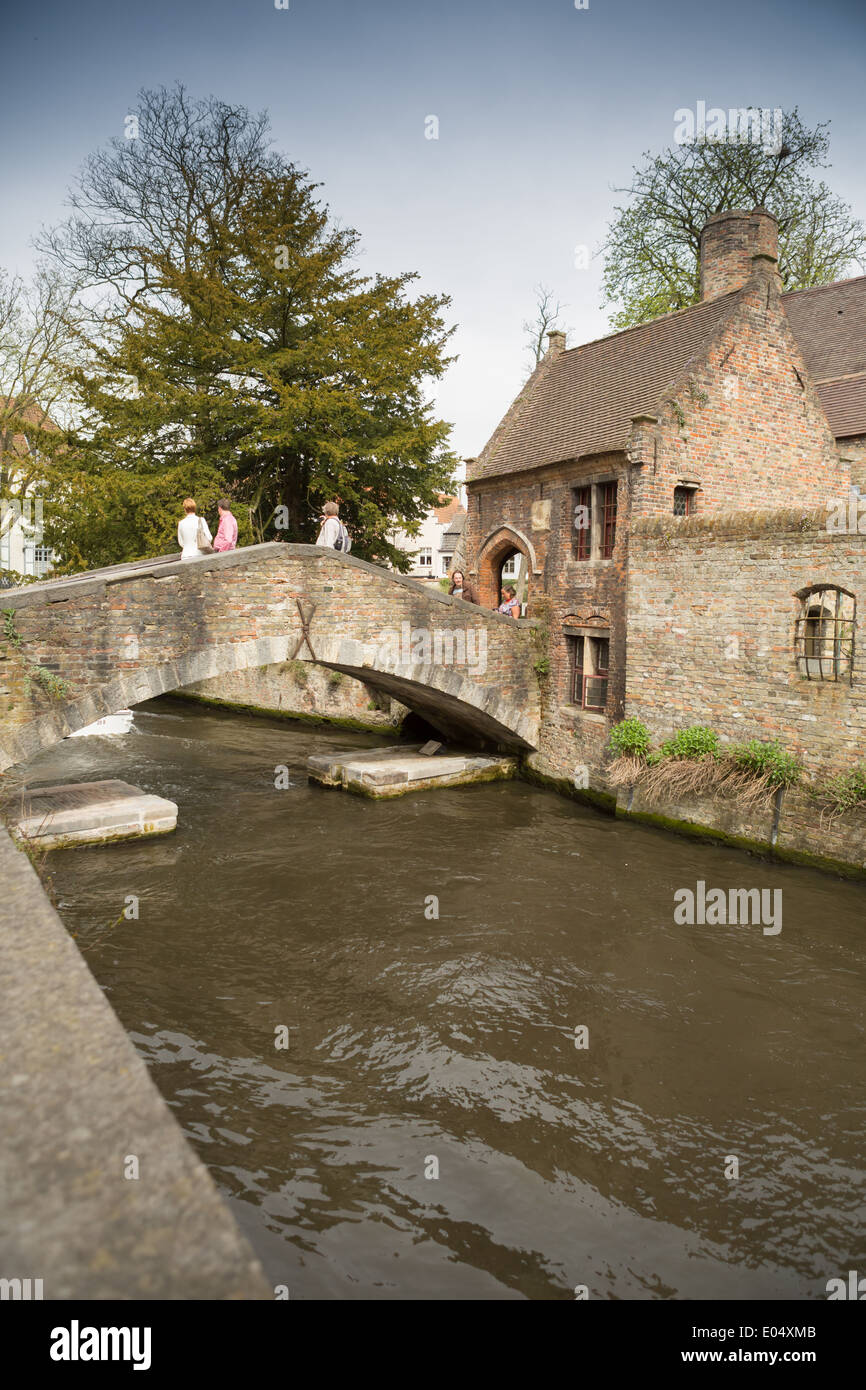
[177,497,213,559]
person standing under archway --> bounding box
[498,584,521,618]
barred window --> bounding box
[601,482,617,558]
[673,486,693,516]
[569,632,610,711]
[572,486,592,560]
[794,585,855,682]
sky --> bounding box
[1,0,864,468]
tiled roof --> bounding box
[784,278,866,381]
[0,397,60,459]
[784,277,866,437]
[441,509,467,541]
[469,273,866,482]
[813,373,866,441]
[470,292,740,480]
[433,496,461,524]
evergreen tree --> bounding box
[44,86,457,569]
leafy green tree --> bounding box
[43,86,457,570]
[601,109,865,329]
[0,268,80,572]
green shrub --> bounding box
[727,739,801,788]
[819,764,866,814]
[26,667,70,700]
[608,716,652,759]
[4,609,69,700]
[2,608,22,651]
[660,725,720,760]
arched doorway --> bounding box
[475,527,536,611]
[498,548,528,615]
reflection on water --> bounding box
[34,696,866,1300]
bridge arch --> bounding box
[0,544,540,772]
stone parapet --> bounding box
[0,827,271,1299]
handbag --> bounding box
[196,517,214,554]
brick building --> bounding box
[463,208,866,786]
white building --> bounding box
[0,500,52,581]
[389,496,467,582]
[0,401,55,583]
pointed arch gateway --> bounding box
[474,525,541,611]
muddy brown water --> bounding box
[30,696,865,1299]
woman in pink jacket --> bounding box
[213,499,238,552]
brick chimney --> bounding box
[546,329,567,355]
[699,207,779,300]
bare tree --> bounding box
[523,283,566,371]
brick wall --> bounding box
[183,661,406,729]
[626,518,866,779]
[844,436,866,489]
[631,272,848,518]
[465,452,629,778]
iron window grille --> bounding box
[569,634,609,711]
[573,486,592,560]
[794,586,855,683]
[601,482,617,558]
[673,486,693,516]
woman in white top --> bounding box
[315,500,343,548]
[177,497,212,559]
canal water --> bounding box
[30,697,865,1300]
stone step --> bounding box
[12,779,177,849]
[307,744,516,797]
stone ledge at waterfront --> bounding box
[12,779,177,850]
[0,827,271,1299]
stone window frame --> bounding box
[793,584,855,684]
[565,624,611,712]
[569,477,619,563]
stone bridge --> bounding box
[0,543,540,773]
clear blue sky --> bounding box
[1,0,863,464]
